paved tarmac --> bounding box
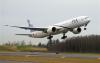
[0,52,100,59]
[0,60,33,63]
[0,52,100,63]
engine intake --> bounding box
[47,27,57,34]
[52,27,56,32]
[72,28,81,34]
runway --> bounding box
[0,60,33,63]
[0,52,100,63]
[0,52,100,59]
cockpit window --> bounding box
[72,19,78,23]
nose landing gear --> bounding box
[84,28,87,30]
[84,24,87,30]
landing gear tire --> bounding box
[47,35,53,40]
[61,33,67,39]
[61,36,67,39]
[84,28,87,30]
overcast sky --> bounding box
[0,0,100,45]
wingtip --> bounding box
[4,25,9,26]
[3,25,13,27]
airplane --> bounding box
[5,16,90,40]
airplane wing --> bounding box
[15,33,33,37]
[16,34,32,35]
[4,25,47,31]
[54,25,73,30]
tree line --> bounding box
[1,35,100,53]
[47,35,100,53]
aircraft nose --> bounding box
[88,20,90,23]
[88,17,91,22]
[86,17,91,24]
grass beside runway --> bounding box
[0,45,48,52]
[64,52,100,56]
[0,55,100,63]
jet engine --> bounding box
[47,26,57,34]
[72,28,81,34]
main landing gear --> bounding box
[47,35,53,42]
[61,33,67,39]
[47,35,53,40]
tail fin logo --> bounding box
[27,19,34,32]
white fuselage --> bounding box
[32,16,90,38]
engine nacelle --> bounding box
[32,31,48,38]
[47,26,57,34]
[72,28,81,34]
